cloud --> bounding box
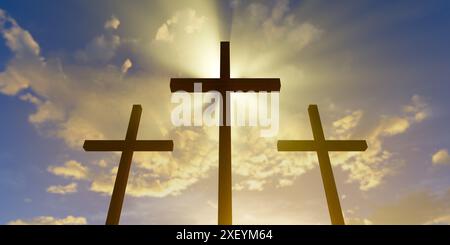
[155,23,173,42]
[368,190,450,224]
[403,94,430,122]
[7,215,87,225]
[150,7,220,77]
[104,16,120,30]
[75,34,121,63]
[229,0,323,77]
[346,217,373,225]
[0,65,31,95]
[155,9,206,42]
[0,9,43,95]
[46,182,78,194]
[333,110,363,136]
[232,127,316,191]
[259,1,323,50]
[425,215,450,225]
[0,9,40,58]
[121,58,132,74]
[234,0,322,50]
[432,149,450,165]
[48,160,89,180]
[253,95,429,192]
[89,127,217,197]
[234,179,267,191]
[330,95,430,191]
[380,117,410,136]
[20,93,65,124]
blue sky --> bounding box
[1,0,450,225]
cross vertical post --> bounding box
[218,42,232,225]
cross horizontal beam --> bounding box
[277,140,368,152]
[83,140,174,152]
[170,78,281,92]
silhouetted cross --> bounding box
[170,42,281,225]
[278,105,367,225]
[83,104,173,225]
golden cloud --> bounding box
[48,160,89,180]
[432,149,450,165]
[89,127,217,197]
[0,9,40,57]
[104,16,120,30]
[7,215,87,225]
[369,190,450,224]
[46,182,78,194]
[333,110,363,136]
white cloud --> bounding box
[277,178,294,188]
[46,182,78,194]
[48,160,89,180]
[0,66,31,95]
[234,179,266,191]
[403,94,430,122]
[7,215,87,225]
[121,58,132,74]
[95,159,109,168]
[333,110,363,136]
[0,9,40,57]
[0,9,43,95]
[155,9,206,42]
[20,93,65,124]
[380,117,410,136]
[104,16,120,30]
[432,149,450,165]
[346,217,373,225]
[425,215,450,225]
[155,23,173,42]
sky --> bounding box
[1,0,450,225]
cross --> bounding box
[83,105,173,225]
[277,105,367,225]
[170,42,281,225]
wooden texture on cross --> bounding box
[170,42,281,225]
[83,105,173,225]
[278,105,367,225]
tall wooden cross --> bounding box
[278,105,367,225]
[170,42,281,225]
[83,105,173,225]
